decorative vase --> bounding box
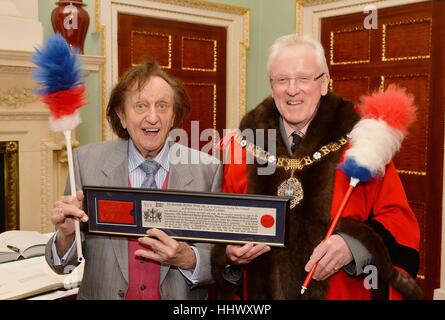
[51,1,90,54]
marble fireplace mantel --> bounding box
[0,48,105,233]
[0,0,105,232]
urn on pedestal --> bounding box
[51,1,90,54]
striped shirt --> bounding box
[127,138,200,284]
[128,139,170,188]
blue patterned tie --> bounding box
[140,160,161,189]
[291,132,302,154]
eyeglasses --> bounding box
[270,73,325,88]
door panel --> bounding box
[118,14,227,152]
[321,0,444,298]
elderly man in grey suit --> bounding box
[46,59,222,300]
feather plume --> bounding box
[32,34,86,132]
[339,85,416,181]
[32,34,83,94]
[358,84,416,134]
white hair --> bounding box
[267,33,329,76]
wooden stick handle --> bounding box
[64,130,84,263]
[300,177,359,294]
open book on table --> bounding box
[0,230,53,264]
[0,255,84,300]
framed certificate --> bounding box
[83,186,289,247]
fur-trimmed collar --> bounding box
[239,92,359,299]
[239,92,359,158]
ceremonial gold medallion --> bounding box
[233,132,349,210]
[277,176,303,209]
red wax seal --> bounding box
[260,214,275,228]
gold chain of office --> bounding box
[234,132,350,171]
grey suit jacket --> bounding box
[45,139,222,300]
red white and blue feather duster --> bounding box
[32,34,86,266]
[339,84,417,182]
[302,84,417,294]
[32,33,86,132]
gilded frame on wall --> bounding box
[295,0,339,34]
[0,141,19,231]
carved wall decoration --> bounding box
[0,66,35,75]
[0,88,38,108]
